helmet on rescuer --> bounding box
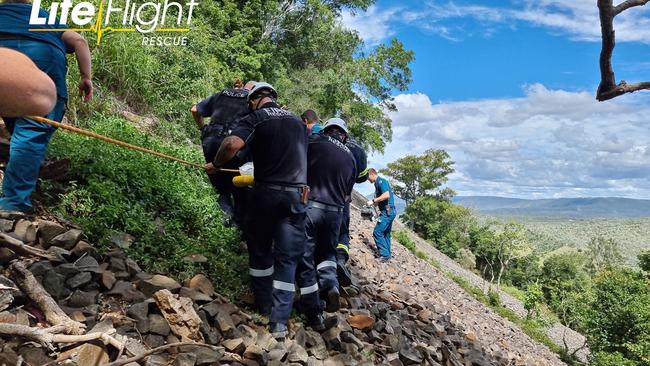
[323,117,349,135]
[248,82,278,101]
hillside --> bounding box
[0,195,571,365]
[454,196,650,218]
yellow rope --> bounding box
[29,115,240,173]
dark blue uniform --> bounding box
[373,176,396,258]
[297,134,356,316]
[196,88,250,223]
[336,138,368,262]
[230,102,308,324]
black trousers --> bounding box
[336,202,351,262]
[297,203,343,315]
[246,186,307,324]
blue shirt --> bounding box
[310,123,322,135]
[374,176,395,212]
[0,4,69,98]
[0,4,68,54]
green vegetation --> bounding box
[385,149,650,365]
[40,0,413,297]
[44,115,247,296]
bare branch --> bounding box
[0,323,123,350]
[597,80,650,101]
[597,0,650,101]
[10,260,86,335]
[614,0,650,15]
[0,233,59,261]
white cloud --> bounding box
[368,85,650,198]
[340,5,399,45]
[340,1,650,44]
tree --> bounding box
[540,252,591,326]
[639,249,650,274]
[597,0,650,101]
[584,267,650,365]
[402,197,475,258]
[585,236,624,274]
[381,149,455,206]
[471,221,532,289]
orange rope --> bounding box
[29,116,240,173]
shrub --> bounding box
[45,114,247,297]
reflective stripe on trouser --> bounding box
[297,205,342,316]
[247,187,306,324]
[373,209,396,258]
[336,202,351,262]
[0,39,67,213]
[310,206,342,291]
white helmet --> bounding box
[248,82,278,101]
[323,117,349,135]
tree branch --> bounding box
[0,233,59,261]
[614,0,650,15]
[597,0,650,101]
[0,323,123,350]
[10,261,86,335]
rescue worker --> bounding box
[301,109,322,134]
[0,0,93,213]
[191,80,253,226]
[0,47,56,117]
[335,137,368,286]
[367,168,396,261]
[205,82,308,339]
[297,118,356,326]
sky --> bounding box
[341,0,650,199]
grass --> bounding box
[43,113,248,298]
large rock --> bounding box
[57,343,109,366]
[149,314,171,336]
[37,220,66,244]
[11,220,36,243]
[178,345,224,365]
[243,344,268,365]
[139,275,181,296]
[186,274,215,296]
[49,229,83,249]
[66,272,92,289]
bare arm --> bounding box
[191,105,204,130]
[0,48,56,117]
[373,191,390,204]
[62,32,92,101]
[204,136,245,173]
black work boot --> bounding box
[270,322,288,339]
[325,287,340,313]
[336,259,352,287]
[306,313,326,332]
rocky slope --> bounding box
[0,203,569,366]
[391,221,589,362]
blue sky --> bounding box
[343,0,650,198]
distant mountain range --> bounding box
[453,196,650,218]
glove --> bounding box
[367,199,374,206]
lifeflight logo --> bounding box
[29,0,197,45]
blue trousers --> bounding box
[296,203,342,316]
[246,186,307,324]
[373,208,396,258]
[0,39,67,212]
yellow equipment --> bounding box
[233,175,255,187]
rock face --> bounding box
[0,207,570,366]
